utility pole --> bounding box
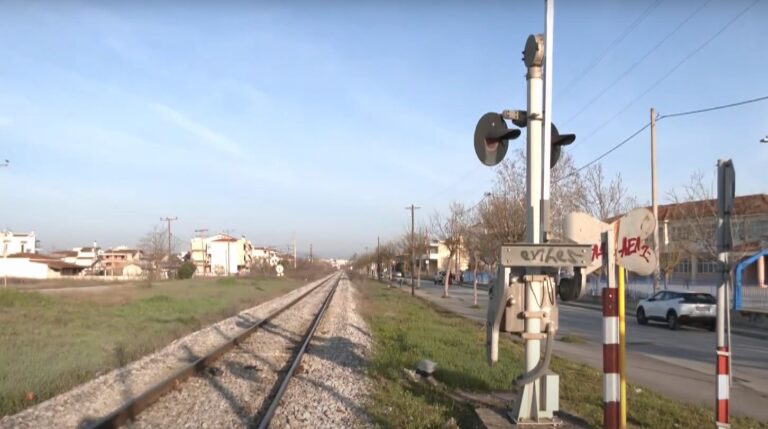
[405,204,421,296]
[651,108,660,292]
[194,228,208,276]
[292,232,297,269]
[309,243,313,264]
[377,236,381,281]
[160,217,177,277]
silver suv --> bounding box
[636,291,716,331]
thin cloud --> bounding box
[151,103,242,155]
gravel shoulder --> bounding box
[0,274,335,429]
[269,275,373,428]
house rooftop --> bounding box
[608,193,768,223]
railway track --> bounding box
[85,272,343,429]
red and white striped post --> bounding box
[602,229,620,429]
[716,346,730,427]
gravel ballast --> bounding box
[269,276,373,429]
[0,274,335,429]
[127,274,339,428]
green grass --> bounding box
[559,333,587,344]
[357,281,768,429]
[0,275,303,417]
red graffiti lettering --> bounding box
[618,236,651,262]
[591,243,604,261]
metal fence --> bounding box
[742,287,768,312]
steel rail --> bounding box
[255,273,342,429]
[86,272,340,429]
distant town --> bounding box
[0,231,348,281]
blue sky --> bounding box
[0,0,766,258]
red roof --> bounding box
[6,253,83,270]
[607,194,768,223]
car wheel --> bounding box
[636,307,648,325]
[667,311,679,330]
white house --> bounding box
[0,253,84,279]
[1,231,37,255]
[252,247,280,267]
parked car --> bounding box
[434,271,445,284]
[636,291,716,331]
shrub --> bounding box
[177,261,197,279]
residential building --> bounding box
[252,247,281,267]
[101,247,144,276]
[0,252,84,279]
[190,236,211,275]
[422,238,469,274]
[1,231,37,255]
[204,234,254,276]
[644,194,767,287]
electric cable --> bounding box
[559,0,664,99]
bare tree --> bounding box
[550,152,587,237]
[138,224,168,281]
[412,226,429,289]
[666,170,720,267]
[580,162,638,221]
[137,224,183,281]
[431,202,467,297]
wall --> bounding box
[0,258,54,279]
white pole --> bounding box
[541,0,554,241]
[525,36,544,385]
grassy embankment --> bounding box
[357,278,767,429]
[0,275,308,417]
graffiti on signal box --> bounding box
[590,237,651,263]
[618,236,651,262]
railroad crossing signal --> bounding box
[474,110,575,168]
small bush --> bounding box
[177,262,197,279]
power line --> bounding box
[562,0,712,129]
[558,0,663,99]
[423,164,483,203]
[657,94,768,120]
[567,0,756,146]
[561,93,768,181]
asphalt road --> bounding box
[406,279,768,421]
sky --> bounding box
[0,0,766,258]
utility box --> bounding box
[541,372,560,417]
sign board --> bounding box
[615,208,657,276]
[500,243,591,267]
[564,208,658,276]
[564,211,610,276]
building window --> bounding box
[696,259,719,274]
[674,259,691,273]
[747,219,768,241]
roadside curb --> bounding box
[560,302,768,341]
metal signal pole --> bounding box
[715,159,735,429]
[406,204,421,296]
